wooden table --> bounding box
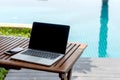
[0,36,87,80]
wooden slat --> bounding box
[0,37,28,53]
[0,54,6,59]
[0,36,87,73]
[54,44,79,68]
[0,37,16,50]
[59,44,86,72]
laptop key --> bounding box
[21,49,61,60]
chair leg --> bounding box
[59,73,67,80]
[59,68,73,80]
[67,68,72,80]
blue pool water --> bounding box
[0,0,120,58]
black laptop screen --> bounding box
[29,22,70,54]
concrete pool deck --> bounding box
[5,58,120,80]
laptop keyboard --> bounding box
[21,49,61,60]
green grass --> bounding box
[0,27,31,38]
[0,27,31,80]
[0,68,8,80]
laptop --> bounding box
[11,22,70,66]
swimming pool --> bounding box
[0,0,120,58]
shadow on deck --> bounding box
[5,58,120,80]
[5,58,95,80]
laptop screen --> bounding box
[29,22,70,54]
